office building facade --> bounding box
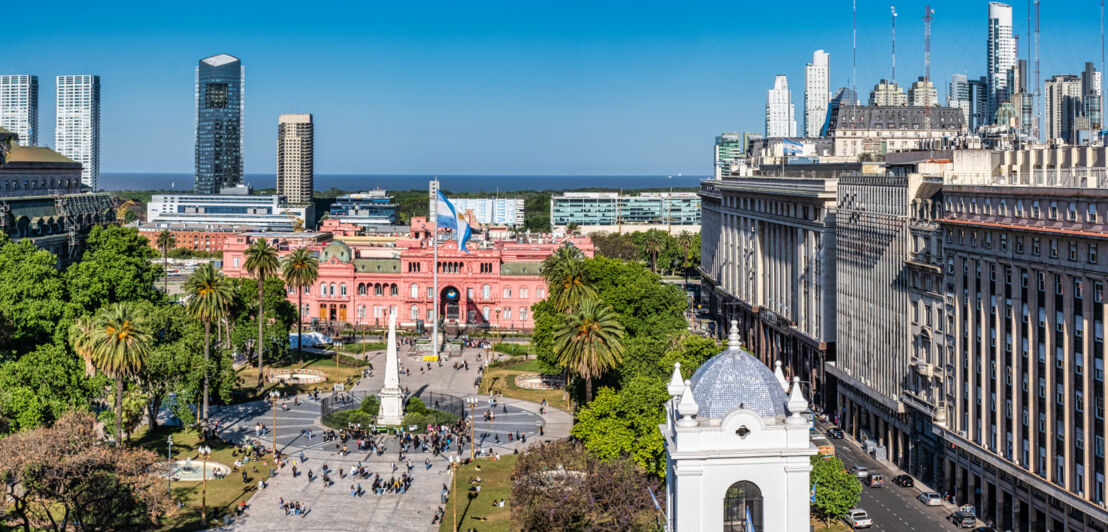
[766,75,796,138]
[826,105,966,158]
[55,75,99,190]
[329,190,398,226]
[0,75,37,147]
[714,132,744,180]
[549,192,700,233]
[1045,75,1083,143]
[146,193,312,232]
[987,2,1016,124]
[277,113,313,204]
[195,54,244,194]
[449,197,525,226]
[805,50,830,138]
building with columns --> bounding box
[222,217,593,330]
[661,321,816,532]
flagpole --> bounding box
[430,179,439,359]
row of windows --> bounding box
[948,230,1100,264]
[948,195,1101,224]
[289,282,546,300]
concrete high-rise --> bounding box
[195,54,244,194]
[869,79,907,106]
[765,75,796,138]
[986,2,1016,124]
[908,76,938,107]
[804,50,830,138]
[0,75,37,146]
[1045,74,1082,143]
[55,75,99,190]
[277,113,313,204]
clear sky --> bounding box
[5,0,1104,175]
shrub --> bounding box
[494,343,531,357]
[402,409,458,429]
[323,409,376,430]
[360,395,380,416]
[406,396,428,415]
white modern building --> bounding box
[277,113,313,204]
[986,2,1015,124]
[0,75,37,147]
[661,321,816,532]
[765,75,796,138]
[804,50,830,138]
[449,197,525,226]
[146,192,313,232]
[55,75,99,190]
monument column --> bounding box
[378,310,405,425]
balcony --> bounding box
[914,360,935,378]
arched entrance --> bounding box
[723,481,763,532]
[441,286,460,321]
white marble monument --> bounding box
[377,311,405,425]
[660,320,816,532]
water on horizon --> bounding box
[100,173,706,192]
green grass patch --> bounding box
[480,359,567,412]
[439,454,519,532]
[492,343,531,357]
[232,351,366,403]
[334,342,387,353]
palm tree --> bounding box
[155,229,176,293]
[68,315,97,377]
[676,230,695,283]
[553,298,625,402]
[244,238,281,388]
[184,263,234,435]
[541,244,595,312]
[282,247,319,363]
[89,302,152,443]
[642,233,664,273]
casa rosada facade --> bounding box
[221,218,594,331]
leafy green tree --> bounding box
[589,232,639,261]
[0,237,70,354]
[529,298,562,374]
[243,237,281,388]
[584,256,687,339]
[571,375,668,476]
[65,225,161,314]
[553,299,625,401]
[155,229,175,293]
[183,263,234,434]
[88,302,153,443]
[809,455,862,525]
[0,344,100,434]
[282,247,319,363]
[228,277,297,366]
[138,301,203,431]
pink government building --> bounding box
[221,217,594,331]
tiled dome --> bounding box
[688,323,788,419]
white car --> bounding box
[918,491,943,506]
[850,465,870,479]
[845,509,873,528]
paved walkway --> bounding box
[210,346,570,531]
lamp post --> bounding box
[167,435,174,496]
[268,391,280,457]
[198,445,212,526]
[466,396,479,460]
[449,455,460,532]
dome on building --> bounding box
[688,321,788,419]
[320,241,353,263]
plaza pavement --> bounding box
[209,345,571,531]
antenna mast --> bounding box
[1101,0,1105,132]
[891,6,897,83]
[923,6,934,81]
[853,0,857,99]
[1035,0,1041,140]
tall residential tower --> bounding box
[986,2,1015,124]
[804,50,830,138]
[195,54,244,194]
[55,75,100,190]
[277,113,313,204]
[0,75,37,146]
[765,75,796,138]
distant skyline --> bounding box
[5,0,1106,176]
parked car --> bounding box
[918,491,943,506]
[948,510,977,528]
[892,474,914,487]
[845,509,873,529]
[827,427,844,439]
[866,474,885,488]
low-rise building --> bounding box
[328,190,397,227]
[550,191,700,234]
[146,191,313,232]
[448,197,524,227]
[827,105,966,158]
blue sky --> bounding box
[5,0,1104,176]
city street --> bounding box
[826,428,970,532]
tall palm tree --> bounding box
[541,244,595,312]
[642,233,664,273]
[184,263,234,435]
[155,229,176,293]
[68,315,97,377]
[88,302,152,443]
[553,298,625,402]
[244,238,281,388]
[676,230,695,282]
[282,247,319,363]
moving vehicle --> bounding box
[918,491,943,506]
[811,434,835,459]
[850,465,870,479]
[866,474,885,488]
[845,509,873,529]
[827,427,844,439]
[892,474,914,487]
[948,510,977,528]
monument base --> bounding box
[378,392,405,426]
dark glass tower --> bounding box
[194,54,243,194]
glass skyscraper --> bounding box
[194,54,243,194]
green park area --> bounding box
[439,455,518,532]
[481,358,570,413]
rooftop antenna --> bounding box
[1034,0,1041,139]
[891,6,897,83]
[853,0,857,99]
[923,6,934,82]
[1101,0,1105,132]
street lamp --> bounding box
[198,445,212,526]
[167,435,174,496]
[466,396,479,460]
[449,455,461,532]
[268,391,280,458]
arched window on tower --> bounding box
[723,481,763,532]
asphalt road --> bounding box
[826,429,973,532]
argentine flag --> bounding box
[745,507,756,532]
[435,190,472,253]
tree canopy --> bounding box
[809,455,863,525]
[65,225,162,314]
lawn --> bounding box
[232,350,367,403]
[132,425,273,531]
[332,341,387,353]
[439,454,519,532]
[480,358,569,412]
[810,518,852,532]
